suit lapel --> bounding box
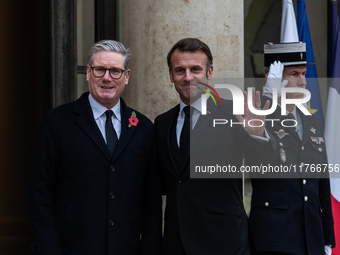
[300,109,313,145]
[74,93,111,161]
[190,98,218,156]
[112,98,137,161]
[164,104,204,178]
[285,121,300,140]
[165,105,183,176]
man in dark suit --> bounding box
[29,40,162,255]
[155,38,275,255]
[249,42,335,255]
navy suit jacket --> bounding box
[29,92,162,255]
[249,96,335,255]
[155,98,275,255]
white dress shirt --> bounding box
[88,94,121,142]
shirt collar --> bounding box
[179,94,209,116]
[285,106,297,119]
[88,94,121,122]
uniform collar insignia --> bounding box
[310,127,316,134]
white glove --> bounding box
[325,245,332,255]
[263,61,288,98]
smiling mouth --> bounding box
[101,85,114,89]
[182,83,193,87]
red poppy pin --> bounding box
[128,111,139,127]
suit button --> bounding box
[109,219,114,227]
[301,146,304,151]
[109,192,115,200]
[302,179,306,185]
[304,196,308,202]
[264,202,269,207]
[178,180,182,184]
[110,165,115,172]
[318,148,323,152]
[279,142,283,147]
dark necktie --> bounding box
[287,112,295,120]
[286,112,296,126]
[105,110,118,156]
[180,106,192,152]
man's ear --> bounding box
[124,69,131,85]
[207,65,213,80]
[86,65,91,81]
[169,70,174,83]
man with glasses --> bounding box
[29,40,162,255]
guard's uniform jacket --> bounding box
[249,97,335,255]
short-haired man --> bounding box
[29,40,162,255]
[155,38,275,255]
[249,42,335,255]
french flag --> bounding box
[280,0,299,43]
[325,0,340,253]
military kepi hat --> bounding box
[264,42,312,67]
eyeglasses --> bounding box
[90,66,125,79]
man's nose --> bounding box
[298,76,307,87]
[184,69,192,81]
[102,69,112,80]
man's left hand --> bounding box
[236,87,270,137]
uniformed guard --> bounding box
[249,42,335,255]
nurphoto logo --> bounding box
[196,82,311,128]
[199,84,311,116]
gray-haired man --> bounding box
[30,40,162,255]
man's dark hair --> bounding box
[167,38,213,73]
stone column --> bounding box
[51,0,77,107]
[123,0,244,120]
